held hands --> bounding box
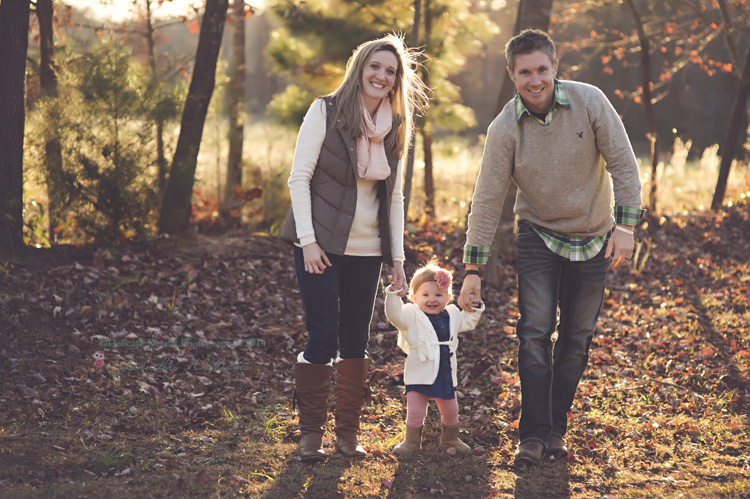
[302,242,332,274]
[605,225,635,269]
[389,261,408,297]
[458,274,483,311]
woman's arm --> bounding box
[287,99,327,247]
[388,160,407,295]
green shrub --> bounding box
[25,37,183,244]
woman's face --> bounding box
[360,49,398,110]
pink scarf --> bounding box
[356,97,392,180]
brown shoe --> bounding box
[438,424,471,455]
[294,361,333,462]
[334,357,370,458]
[514,441,544,466]
[393,425,422,456]
[546,433,568,459]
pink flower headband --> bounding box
[433,269,452,291]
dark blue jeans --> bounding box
[293,246,382,364]
[516,221,610,445]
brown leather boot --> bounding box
[514,440,544,466]
[334,357,369,458]
[439,424,471,455]
[393,425,422,456]
[294,360,332,462]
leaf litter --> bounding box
[0,198,749,497]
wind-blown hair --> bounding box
[505,29,557,71]
[327,33,430,159]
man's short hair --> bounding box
[505,29,557,70]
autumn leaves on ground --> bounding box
[1,199,749,498]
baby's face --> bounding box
[412,280,449,315]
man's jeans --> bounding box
[293,246,382,364]
[515,222,610,445]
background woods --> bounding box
[1,0,750,497]
[2,0,749,255]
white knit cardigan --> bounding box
[384,287,484,386]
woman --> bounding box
[281,34,429,461]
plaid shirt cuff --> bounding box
[464,245,491,265]
[614,205,646,226]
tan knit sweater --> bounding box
[466,80,642,247]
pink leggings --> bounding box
[406,391,459,427]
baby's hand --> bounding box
[386,284,405,294]
[465,293,483,310]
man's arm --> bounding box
[459,117,514,310]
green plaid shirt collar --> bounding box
[464,206,646,264]
[514,79,570,126]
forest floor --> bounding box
[1,198,750,498]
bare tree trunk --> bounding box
[37,0,64,245]
[0,0,31,259]
[711,45,750,210]
[221,0,246,223]
[145,0,168,195]
[716,0,741,75]
[421,0,435,218]
[625,0,659,214]
[403,0,421,219]
[422,122,434,218]
[484,0,553,288]
[158,0,229,235]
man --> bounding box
[458,29,644,466]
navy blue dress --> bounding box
[405,310,455,400]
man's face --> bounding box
[508,50,559,115]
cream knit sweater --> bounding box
[467,80,642,247]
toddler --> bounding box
[385,261,484,455]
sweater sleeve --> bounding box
[464,112,515,261]
[454,303,485,333]
[390,160,405,262]
[287,99,327,247]
[588,88,643,210]
[384,286,418,353]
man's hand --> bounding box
[458,274,482,310]
[606,225,635,269]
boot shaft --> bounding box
[334,357,370,434]
[294,362,333,432]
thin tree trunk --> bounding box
[716,0,741,75]
[0,0,31,258]
[711,45,750,210]
[421,0,435,218]
[484,0,553,288]
[145,0,168,195]
[158,0,229,235]
[403,0,421,219]
[37,0,64,245]
[422,122,434,217]
[625,0,659,214]
[221,0,246,222]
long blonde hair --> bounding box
[328,33,430,159]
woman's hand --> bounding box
[302,242,332,274]
[390,261,408,297]
[606,225,635,269]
